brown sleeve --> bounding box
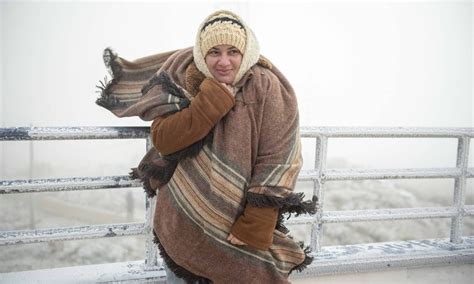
[151,78,235,155]
[230,206,278,251]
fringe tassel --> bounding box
[103,48,123,79]
[275,214,289,234]
[95,48,126,110]
[288,242,313,275]
[95,77,118,110]
[129,168,140,180]
[142,72,188,100]
[142,177,156,199]
[281,194,319,217]
[129,168,157,198]
[248,192,318,238]
[247,192,318,216]
[153,231,212,284]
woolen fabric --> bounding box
[96,46,317,283]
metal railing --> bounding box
[0,126,473,282]
[0,126,159,275]
[296,127,474,251]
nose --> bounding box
[217,54,231,67]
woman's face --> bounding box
[205,45,243,85]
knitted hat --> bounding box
[199,12,247,57]
[194,10,260,85]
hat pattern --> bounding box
[199,15,247,57]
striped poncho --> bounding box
[96,46,317,283]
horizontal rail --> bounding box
[299,168,471,181]
[1,206,466,244]
[465,205,474,216]
[0,222,145,246]
[322,207,459,223]
[1,127,471,141]
[300,126,474,138]
[0,127,149,141]
[3,168,468,195]
[468,168,474,178]
[286,207,462,225]
[0,260,166,283]
[297,237,474,277]
[0,176,142,194]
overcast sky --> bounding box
[0,0,472,178]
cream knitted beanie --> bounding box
[199,13,247,57]
[194,10,260,85]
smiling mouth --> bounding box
[216,70,232,76]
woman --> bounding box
[97,10,316,284]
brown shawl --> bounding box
[96,47,317,283]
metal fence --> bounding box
[0,126,473,282]
[0,127,159,271]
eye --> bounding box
[229,49,240,55]
[207,50,220,56]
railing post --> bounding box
[450,136,470,243]
[311,135,327,253]
[144,137,159,269]
[28,125,36,229]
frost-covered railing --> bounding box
[0,126,473,282]
[294,127,474,276]
[0,127,165,282]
